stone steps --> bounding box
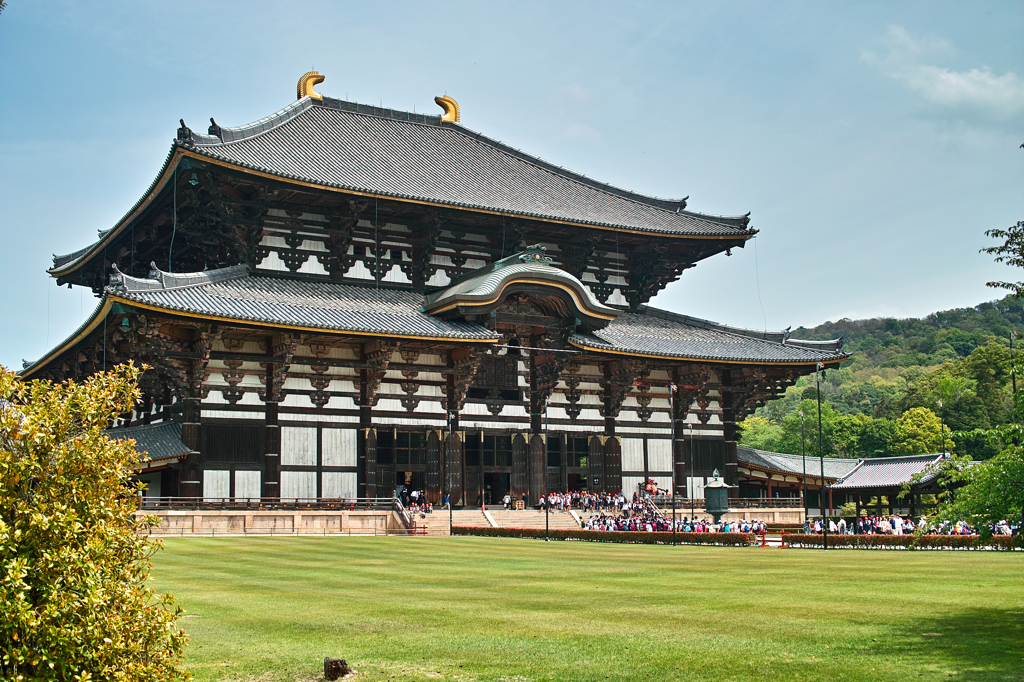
[409,509,489,535]
[487,509,582,530]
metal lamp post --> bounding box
[799,410,807,524]
[816,363,828,551]
[937,399,947,455]
[544,396,550,542]
[670,384,677,546]
[687,422,695,521]
[447,408,453,536]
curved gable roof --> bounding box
[51,95,755,278]
[188,96,753,237]
[423,246,620,327]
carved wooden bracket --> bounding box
[359,339,397,407]
[600,358,647,419]
[443,347,484,412]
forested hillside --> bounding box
[739,295,1024,460]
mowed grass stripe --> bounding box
[152,537,1024,682]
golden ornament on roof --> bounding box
[434,95,460,123]
[297,71,325,101]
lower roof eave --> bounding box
[112,296,501,344]
[567,339,850,366]
[21,294,499,381]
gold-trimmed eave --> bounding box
[49,146,754,279]
[426,277,619,320]
[566,338,849,368]
[179,150,755,241]
[113,296,501,344]
[21,294,499,380]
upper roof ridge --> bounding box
[187,95,753,222]
[107,263,249,294]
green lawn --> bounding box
[152,537,1023,682]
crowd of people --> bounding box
[505,491,629,512]
[399,488,433,516]
[583,513,769,533]
[806,515,1018,536]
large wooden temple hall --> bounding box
[22,72,849,507]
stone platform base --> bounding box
[658,507,805,524]
[138,509,406,536]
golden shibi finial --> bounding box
[297,71,325,101]
[434,95,460,123]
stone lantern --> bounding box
[704,469,735,525]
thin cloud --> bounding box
[863,26,1024,122]
[563,121,603,143]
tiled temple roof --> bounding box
[106,421,195,463]
[570,306,848,364]
[179,96,754,238]
[26,258,845,376]
[423,245,619,325]
[107,265,496,341]
[831,454,946,491]
[737,446,861,480]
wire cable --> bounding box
[754,236,767,333]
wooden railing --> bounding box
[650,496,803,510]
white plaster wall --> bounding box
[322,428,356,467]
[647,439,673,472]
[281,426,317,466]
[621,438,644,472]
[203,470,229,501]
[281,471,316,502]
[621,475,645,497]
[235,470,261,501]
[322,471,357,500]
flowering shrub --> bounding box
[452,526,757,546]
[781,533,1020,550]
[0,364,189,680]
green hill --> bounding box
[741,295,1023,460]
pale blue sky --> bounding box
[1,1,1022,368]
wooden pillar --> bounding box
[426,429,441,504]
[263,399,280,502]
[511,433,529,500]
[603,437,622,494]
[588,435,604,492]
[528,348,545,503]
[602,363,622,493]
[359,368,376,498]
[178,397,202,498]
[828,488,833,516]
[767,478,774,500]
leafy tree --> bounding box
[981,220,1024,298]
[909,357,1024,539]
[0,364,189,680]
[737,416,782,451]
[858,417,897,457]
[892,407,950,455]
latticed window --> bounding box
[465,434,511,467]
[566,437,589,469]
[377,431,426,466]
[468,356,520,400]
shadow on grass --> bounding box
[886,607,1023,680]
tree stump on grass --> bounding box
[324,657,351,680]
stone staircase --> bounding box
[487,509,582,531]
[408,509,489,535]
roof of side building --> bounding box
[831,454,947,490]
[737,446,861,480]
